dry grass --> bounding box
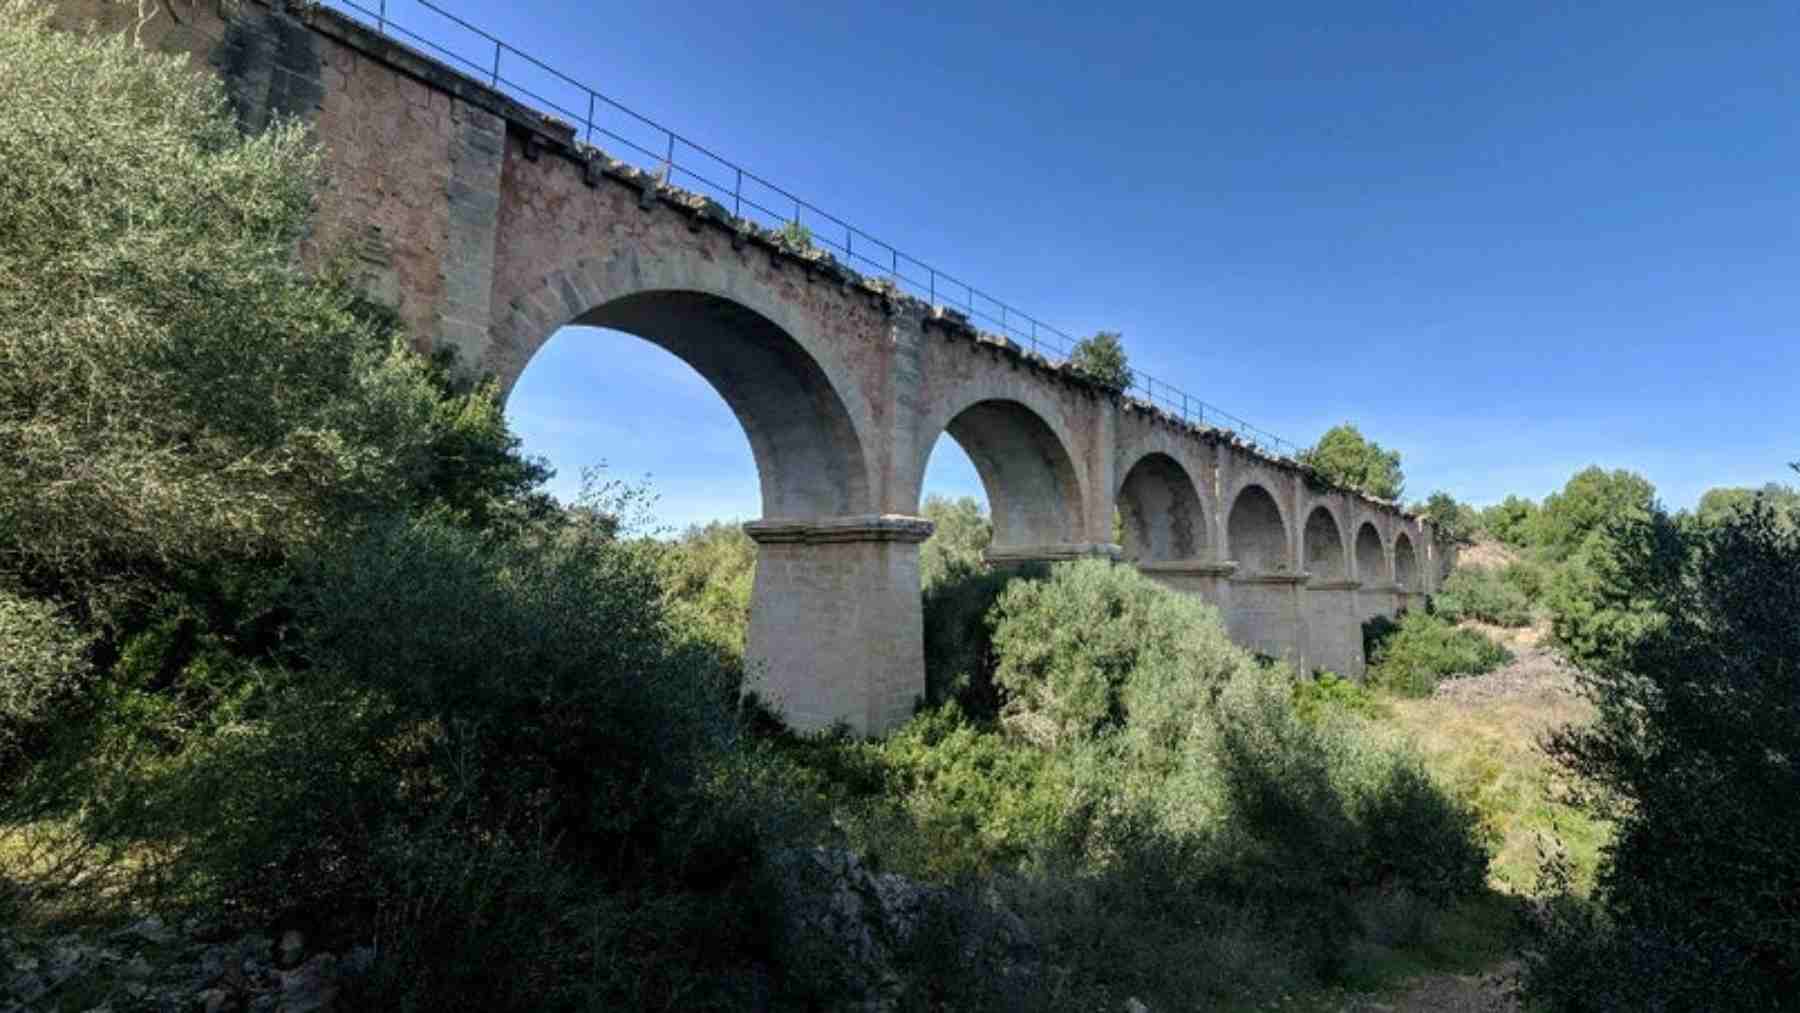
[1380,629,1610,895]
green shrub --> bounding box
[1500,556,1551,605]
[1292,671,1390,725]
[1069,330,1132,391]
[988,560,1257,748]
[1481,495,1541,550]
[1365,611,1512,696]
[656,519,756,671]
[1543,531,1661,671]
[918,494,993,592]
[1433,566,1533,627]
[920,566,1020,720]
[1523,498,1800,1010]
[0,591,93,770]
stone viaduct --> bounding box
[56,0,1439,734]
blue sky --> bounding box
[340,0,1798,528]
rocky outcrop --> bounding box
[769,847,1041,1010]
[0,917,373,1013]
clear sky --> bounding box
[339,0,1799,528]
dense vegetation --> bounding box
[6,7,1794,1009]
[0,11,1498,1010]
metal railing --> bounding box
[321,0,1301,459]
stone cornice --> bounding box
[744,515,934,545]
[1136,560,1238,578]
[1232,571,1310,586]
[1307,578,1363,591]
[985,543,1124,564]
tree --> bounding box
[1299,424,1404,500]
[1480,495,1540,549]
[1525,498,1800,1009]
[919,494,992,591]
[1069,330,1132,391]
[1532,467,1656,561]
[1694,482,1800,531]
[1415,491,1479,547]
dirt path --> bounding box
[1338,962,1519,1012]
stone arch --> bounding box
[1116,451,1206,562]
[1355,521,1388,584]
[487,251,878,520]
[933,399,1085,549]
[1303,505,1347,581]
[1394,531,1419,590]
[1227,483,1291,574]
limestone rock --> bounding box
[769,847,1039,1010]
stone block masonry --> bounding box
[52,0,1438,734]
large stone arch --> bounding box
[929,399,1085,551]
[1303,505,1348,581]
[1227,483,1292,574]
[1355,521,1388,584]
[487,249,880,519]
[1117,451,1207,562]
[1394,531,1420,590]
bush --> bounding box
[1365,610,1512,696]
[1499,556,1551,605]
[1522,497,1800,1010]
[1416,491,1481,547]
[921,566,1020,721]
[1481,495,1541,550]
[0,591,93,769]
[1543,531,1660,670]
[918,494,993,592]
[656,519,756,671]
[1292,671,1390,725]
[1433,566,1533,627]
[988,560,1258,749]
[1068,330,1132,391]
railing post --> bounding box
[377,0,387,33]
[585,92,595,144]
[663,134,675,183]
[734,167,742,219]
[929,269,936,307]
[491,41,501,87]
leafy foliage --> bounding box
[1693,481,1800,531]
[987,560,1257,748]
[1416,491,1481,547]
[1300,424,1405,501]
[1480,495,1541,549]
[1433,566,1533,628]
[0,590,93,769]
[1364,611,1512,697]
[656,519,756,670]
[1291,671,1390,725]
[1532,467,1655,562]
[1068,330,1132,391]
[918,494,992,592]
[1523,498,1800,1010]
[776,218,814,252]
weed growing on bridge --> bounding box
[1068,329,1132,391]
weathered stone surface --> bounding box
[770,847,1039,1010]
[47,0,1437,735]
